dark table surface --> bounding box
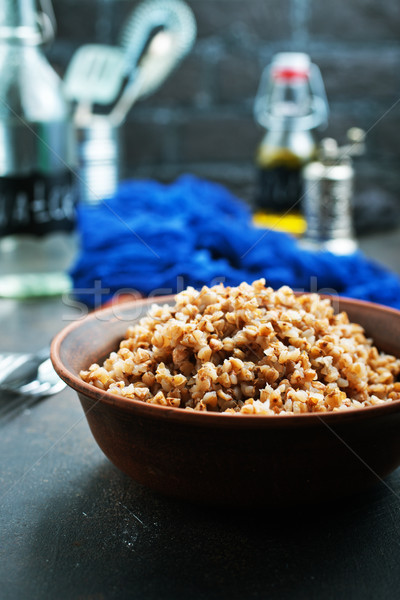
[1,232,400,600]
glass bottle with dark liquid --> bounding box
[0,0,76,297]
[253,53,328,231]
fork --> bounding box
[0,347,49,389]
[0,349,66,422]
[0,353,32,383]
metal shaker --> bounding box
[302,129,365,255]
[76,121,120,206]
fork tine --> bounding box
[0,354,18,370]
[0,354,31,383]
[0,355,12,371]
[0,350,49,389]
[14,380,44,395]
[17,380,51,395]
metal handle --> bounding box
[109,0,196,125]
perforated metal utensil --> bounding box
[64,44,127,124]
[68,0,197,204]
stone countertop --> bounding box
[1,231,400,600]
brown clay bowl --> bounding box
[51,295,400,506]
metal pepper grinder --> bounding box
[301,128,365,255]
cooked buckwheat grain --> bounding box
[80,280,400,414]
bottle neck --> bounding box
[0,0,42,45]
[266,117,312,132]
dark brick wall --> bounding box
[48,0,400,202]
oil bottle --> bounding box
[253,52,328,232]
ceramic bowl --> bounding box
[51,295,400,506]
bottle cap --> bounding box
[320,138,339,160]
[271,52,311,80]
[254,52,328,131]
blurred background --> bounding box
[47,0,400,226]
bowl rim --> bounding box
[51,293,400,428]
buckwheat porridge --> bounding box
[80,280,400,414]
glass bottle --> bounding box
[253,53,328,221]
[0,0,76,298]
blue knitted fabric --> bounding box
[71,174,400,309]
